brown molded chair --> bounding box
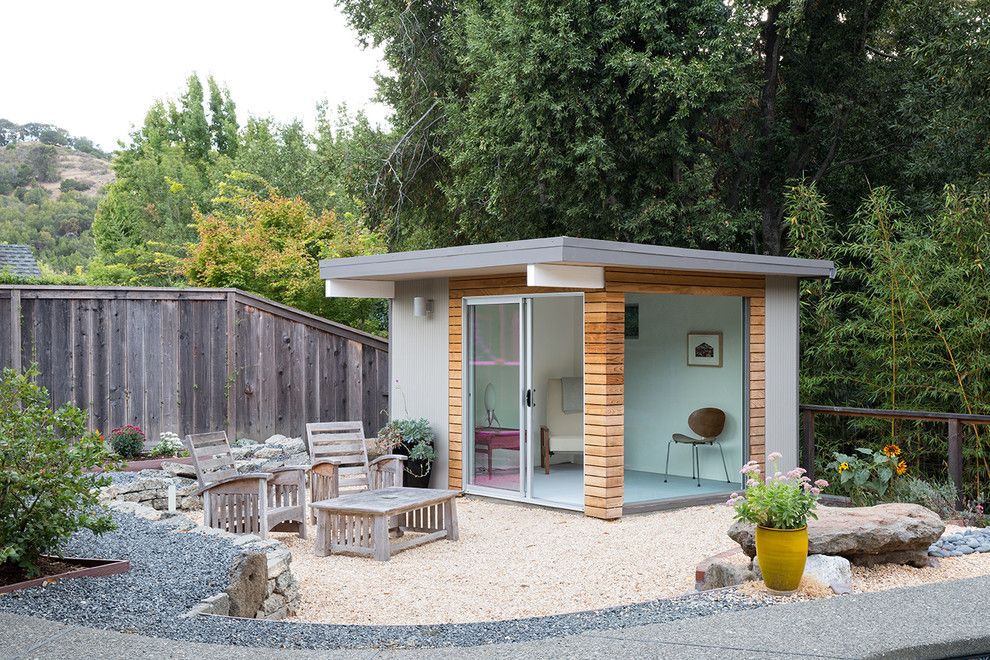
[664,407,730,487]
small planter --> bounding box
[755,525,808,593]
[404,459,432,488]
[0,557,131,595]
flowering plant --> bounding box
[109,424,145,459]
[149,432,187,458]
[826,445,908,506]
[727,453,827,530]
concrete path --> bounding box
[3,576,990,659]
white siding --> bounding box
[390,279,450,487]
[765,276,800,470]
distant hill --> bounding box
[0,121,114,277]
[0,119,109,159]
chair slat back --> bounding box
[306,421,370,492]
[185,431,238,488]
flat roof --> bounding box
[319,236,835,281]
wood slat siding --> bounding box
[0,286,388,446]
[446,268,768,519]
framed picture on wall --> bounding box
[687,332,723,367]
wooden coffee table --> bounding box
[312,487,460,561]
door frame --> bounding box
[461,292,585,510]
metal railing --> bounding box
[800,404,990,505]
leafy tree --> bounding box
[208,76,239,157]
[178,74,212,162]
[186,171,388,333]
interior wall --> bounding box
[624,293,745,483]
[391,279,450,488]
[532,295,584,465]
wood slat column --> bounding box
[584,291,624,519]
[748,294,766,470]
[448,291,464,489]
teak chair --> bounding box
[663,407,731,487]
[185,431,308,539]
[305,421,407,521]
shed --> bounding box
[320,237,835,519]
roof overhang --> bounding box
[320,237,836,286]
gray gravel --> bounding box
[0,512,768,651]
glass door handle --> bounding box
[524,389,536,407]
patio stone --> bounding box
[728,503,945,567]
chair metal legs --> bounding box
[717,441,731,483]
[663,440,672,483]
[667,440,729,486]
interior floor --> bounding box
[624,469,740,504]
[482,463,741,508]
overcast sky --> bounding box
[3,0,389,150]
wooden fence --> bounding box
[0,286,389,444]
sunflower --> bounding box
[896,460,908,476]
[882,444,902,457]
[838,462,849,474]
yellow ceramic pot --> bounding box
[755,525,808,593]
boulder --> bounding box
[697,558,755,591]
[753,554,852,594]
[729,503,945,568]
[161,461,197,479]
[226,552,268,618]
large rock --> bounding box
[226,552,268,618]
[161,461,197,479]
[752,554,853,594]
[729,503,945,568]
[697,558,756,591]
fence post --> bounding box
[225,292,237,440]
[801,409,815,481]
[10,289,21,372]
[948,418,963,507]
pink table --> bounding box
[474,427,520,476]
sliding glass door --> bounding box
[464,294,584,508]
[465,299,529,495]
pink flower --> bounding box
[811,487,821,496]
[814,479,829,488]
[740,462,761,475]
[785,468,805,479]
[768,452,783,462]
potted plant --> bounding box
[727,452,828,593]
[377,418,436,488]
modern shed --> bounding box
[320,237,835,519]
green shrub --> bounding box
[109,424,145,458]
[891,477,958,518]
[0,366,119,577]
[59,177,92,192]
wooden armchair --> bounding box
[185,431,307,539]
[305,422,406,520]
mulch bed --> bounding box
[0,557,89,588]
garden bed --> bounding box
[0,557,130,595]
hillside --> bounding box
[0,121,114,276]
[0,141,114,198]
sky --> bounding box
[2,0,389,151]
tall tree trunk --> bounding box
[758,4,785,256]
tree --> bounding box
[186,171,387,333]
[178,74,211,162]
[208,76,239,157]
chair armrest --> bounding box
[269,465,308,475]
[196,472,271,496]
[369,454,408,467]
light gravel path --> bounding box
[283,497,739,625]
